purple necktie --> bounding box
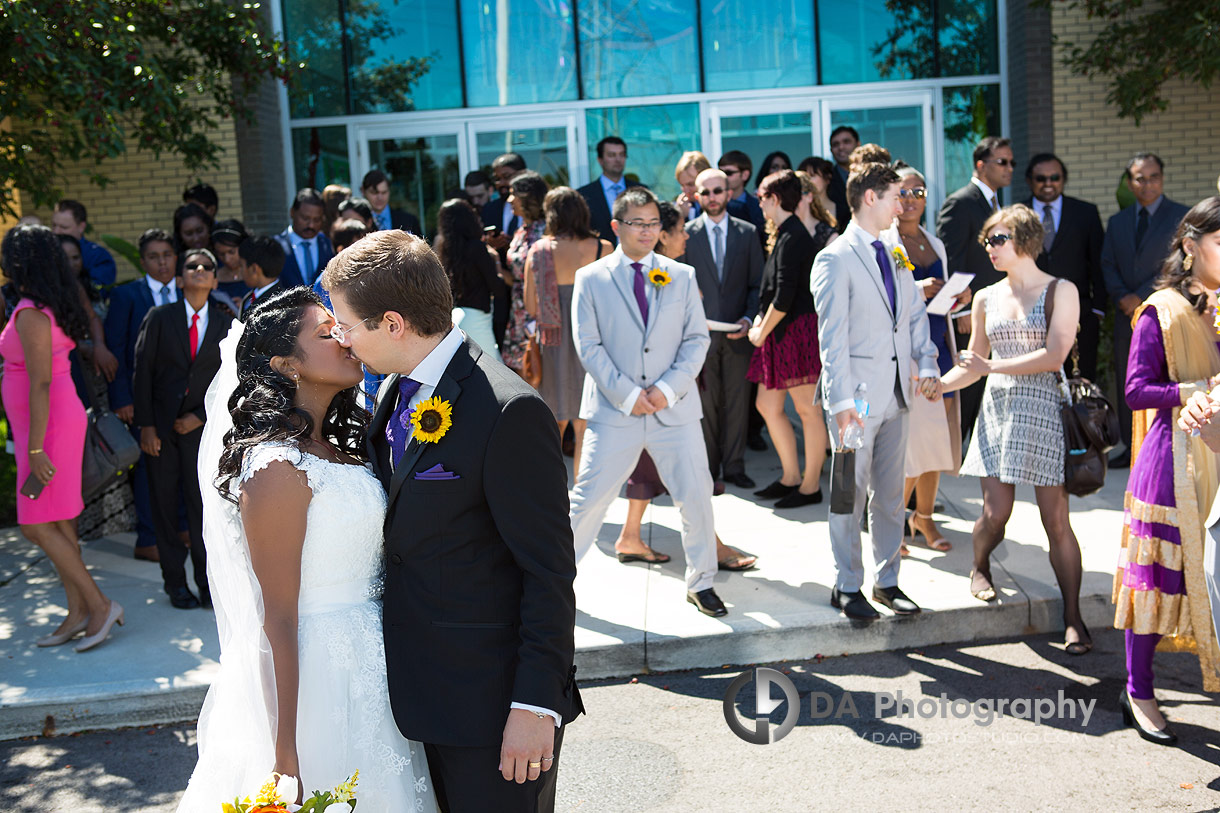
[630,261,649,325]
[871,240,897,313]
[386,377,422,469]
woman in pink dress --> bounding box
[1,225,122,652]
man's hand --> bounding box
[1119,293,1142,317]
[140,426,161,456]
[726,318,751,340]
[675,193,695,221]
[500,708,556,784]
[644,386,668,411]
[835,408,864,446]
[173,414,204,434]
[115,404,134,424]
[952,287,972,312]
[954,311,973,333]
[631,392,658,416]
[918,376,943,401]
[957,349,990,375]
[919,277,945,300]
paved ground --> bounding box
[2,629,1218,812]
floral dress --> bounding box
[501,220,545,371]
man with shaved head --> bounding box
[683,167,765,488]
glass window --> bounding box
[585,104,699,200]
[283,0,346,118]
[578,0,698,99]
[476,128,570,188]
[367,135,462,237]
[461,0,577,107]
[718,113,813,186]
[942,84,1001,195]
[702,0,815,92]
[348,0,463,113]
[829,105,924,169]
[938,0,999,78]
[291,125,350,192]
[819,0,933,85]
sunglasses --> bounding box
[985,158,1015,168]
[984,233,1014,248]
[184,261,216,272]
[1033,174,1062,183]
[899,187,927,200]
[698,186,726,197]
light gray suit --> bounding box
[812,221,940,593]
[569,248,718,592]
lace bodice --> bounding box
[238,443,387,607]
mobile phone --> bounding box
[20,471,46,500]
[484,225,501,237]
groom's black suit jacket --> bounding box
[370,337,582,748]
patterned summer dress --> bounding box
[501,220,546,371]
[960,283,1064,486]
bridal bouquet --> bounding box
[223,771,359,812]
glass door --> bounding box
[357,123,464,238]
[467,112,583,190]
[708,99,816,177]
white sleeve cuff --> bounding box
[620,386,643,416]
[830,399,856,416]
[654,380,676,408]
[917,368,941,380]
[511,702,562,728]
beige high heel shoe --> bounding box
[74,600,124,653]
[36,616,90,647]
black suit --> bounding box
[683,214,763,479]
[482,196,521,238]
[384,206,423,236]
[482,196,520,345]
[578,176,642,247]
[370,337,582,812]
[827,167,851,233]
[239,281,284,320]
[133,299,232,596]
[1025,195,1106,380]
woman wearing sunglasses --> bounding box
[941,204,1090,656]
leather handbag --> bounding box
[80,382,140,501]
[522,333,543,389]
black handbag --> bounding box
[80,381,140,501]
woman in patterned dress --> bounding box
[941,204,1090,654]
[500,171,549,374]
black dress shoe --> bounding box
[872,585,921,615]
[167,587,200,610]
[1118,689,1177,745]
[754,480,797,499]
[198,589,213,610]
[1109,453,1130,470]
[747,434,767,452]
[687,588,728,617]
[723,472,756,489]
[775,489,823,509]
[830,587,879,620]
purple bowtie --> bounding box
[871,240,897,313]
[386,377,422,469]
[631,261,649,324]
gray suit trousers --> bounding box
[699,334,752,478]
[826,397,908,592]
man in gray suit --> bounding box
[812,163,942,621]
[1102,152,1190,467]
[569,187,724,617]
[684,168,764,489]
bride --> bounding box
[178,288,437,810]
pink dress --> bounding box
[0,299,86,523]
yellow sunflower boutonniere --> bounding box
[892,245,915,273]
[647,268,672,288]
[411,396,454,443]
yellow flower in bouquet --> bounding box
[891,245,915,273]
[223,771,358,812]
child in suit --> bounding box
[238,235,286,319]
[133,249,233,609]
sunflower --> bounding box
[891,245,915,273]
[648,268,671,287]
[410,396,454,443]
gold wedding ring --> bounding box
[528,761,542,768]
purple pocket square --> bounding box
[414,463,460,481]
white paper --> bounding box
[925,272,975,316]
[707,319,743,332]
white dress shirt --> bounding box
[146,276,178,306]
[612,249,677,415]
[1037,195,1063,234]
[971,177,1000,211]
[599,173,626,215]
[289,231,321,279]
[185,298,209,359]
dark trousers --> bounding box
[425,726,565,813]
[1112,309,1134,450]
[128,424,158,549]
[700,336,751,478]
[146,424,206,595]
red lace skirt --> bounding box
[747,312,821,390]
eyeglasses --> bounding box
[617,219,662,231]
[983,233,1014,248]
[899,187,928,200]
[329,316,376,342]
[184,261,216,272]
[1032,173,1062,183]
[985,158,1015,168]
[698,186,726,197]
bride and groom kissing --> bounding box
[178,231,583,811]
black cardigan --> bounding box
[758,215,819,342]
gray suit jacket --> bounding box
[812,222,940,417]
[683,214,763,354]
[1101,197,1190,302]
[572,248,710,428]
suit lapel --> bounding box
[687,221,717,292]
[170,300,191,362]
[848,232,895,323]
[194,302,226,364]
[643,259,664,342]
[609,258,647,332]
[368,372,399,486]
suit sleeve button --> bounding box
[390,553,403,566]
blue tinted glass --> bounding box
[702,0,815,91]
[283,0,346,117]
[938,0,999,77]
[585,104,699,200]
[719,114,812,184]
[291,125,350,190]
[476,129,570,188]
[461,0,577,107]
[368,135,461,235]
[830,106,924,169]
[578,0,698,98]
[348,0,463,113]
[819,0,933,84]
[942,84,1001,194]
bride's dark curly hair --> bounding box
[215,286,369,502]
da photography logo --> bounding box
[723,668,799,744]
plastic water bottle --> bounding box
[842,383,869,450]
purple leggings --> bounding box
[1125,629,1162,700]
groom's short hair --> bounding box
[321,230,454,337]
[846,162,900,214]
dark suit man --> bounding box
[684,168,764,488]
[578,136,641,247]
[1023,153,1107,381]
[361,168,423,236]
[325,231,581,813]
[1102,152,1190,466]
[936,135,1014,442]
[275,188,335,289]
[827,125,859,232]
[484,152,528,345]
[134,250,233,609]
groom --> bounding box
[322,231,582,813]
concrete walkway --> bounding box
[0,449,1129,739]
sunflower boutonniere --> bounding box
[647,267,671,288]
[410,396,453,443]
[892,245,915,273]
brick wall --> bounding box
[232,0,289,236]
[1007,0,1055,170]
[1051,2,1220,220]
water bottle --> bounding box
[841,383,869,450]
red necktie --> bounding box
[188,313,200,361]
